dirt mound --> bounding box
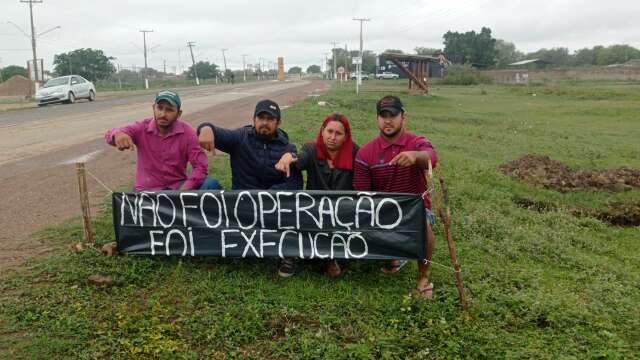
[513,196,640,227]
[0,75,32,97]
[596,202,640,226]
[499,154,640,192]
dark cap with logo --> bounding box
[155,90,181,109]
[376,95,404,115]
[254,99,281,120]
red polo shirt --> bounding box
[353,130,438,208]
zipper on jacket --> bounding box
[263,143,267,165]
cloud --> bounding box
[0,0,638,72]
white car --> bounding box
[349,73,369,80]
[376,72,400,80]
[35,75,96,106]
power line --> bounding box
[177,48,181,74]
[221,48,228,72]
[139,29,153,89]
[330,41,338,80]
[353,17,370,94]
[19,0,43,88]
[186,41,199,85]
[241,54,248,82]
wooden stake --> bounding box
[437,174,468,309]
[76,162,94,244]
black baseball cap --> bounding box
[376,95,404,115]
[254,99,281,120]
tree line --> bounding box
[2,32,639,83]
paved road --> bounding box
[0,79,331,270]
[0,80,311,170]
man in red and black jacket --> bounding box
[353,95,438,274]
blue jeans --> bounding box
[157,176,222,191]
[197,176,223,190]
[425,208,436,227]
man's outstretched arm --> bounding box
[197,122,243,154]
[105,121,143,151]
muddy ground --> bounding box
[502,154,640,226]
[498,154,640,192]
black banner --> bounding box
[113,190,426,260]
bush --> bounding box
[442,64,492,85]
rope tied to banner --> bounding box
[85,169,114,194]
[422,258,459,273]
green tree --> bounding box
[443,27,497,67]
[384,49,404,54]
[113,69,141,82]
[288,66,302,74]
[53,48,115,81]
[594,44,640,65]
[573,47,596,66]
[0,65,28,81]
[306,65,321,74]
[414,47,441,55]
[361,50,377,74]
[327,49,377,74]
[185,61,219,80]
[494,39,524,68]
[526,47,571,67]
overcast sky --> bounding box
[1,0,639,73]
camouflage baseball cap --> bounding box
[155,90,181,108]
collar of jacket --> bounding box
[246,125,290,145]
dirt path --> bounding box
[0,80,332,270]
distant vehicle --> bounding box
[35,75,96,106]
[349,73,369,80]
[376,72,400,80]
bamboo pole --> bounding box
[436,173,468,309]
[76,162,94,244]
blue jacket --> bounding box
[198,123,303,190]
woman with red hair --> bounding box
[275,112,359,277]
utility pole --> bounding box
[177,48,181,75]
[163,59,167,74]
[221,48,228,72]
[117,63,122,90]
[353,17,370,95]
[259,57,265,80]
[20,0,43,91]
[140,29,153,89]
[241,54,248,82]
[323,53,329,80]
[186,41,199,85]
[330,41,338,80]
[344,43,348,81]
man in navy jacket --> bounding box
[197,99,302,276]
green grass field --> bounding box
[1,80,639,359]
